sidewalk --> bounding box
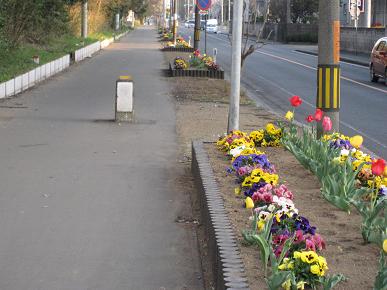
[0,27,203,290]
[294,45,370,67]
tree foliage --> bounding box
[268,0,318,23]
[290,0,318,24]
[0,0,155,48]
[0,0,70,47]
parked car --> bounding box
[370,37,387,85]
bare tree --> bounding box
[242,0,273,67]
[228,0,273,67]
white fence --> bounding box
[74,41,101,62]
[0,30,130,99]
[0,55,70,99]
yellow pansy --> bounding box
[293,251,302,259]
[383,239,387,253]
[310,264,321,275]
[301,251,318,264]
[285,111,294,121]
[234,187,241,195]
[317,256,328,270]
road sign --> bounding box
[199,10,208,15]
[196,0,212,11]
[349,0,363,19]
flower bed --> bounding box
[216,130,346,289]
[201,95,386,289]
[169,49,224,79]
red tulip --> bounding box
[322,116,332,131]
[372,159,386,176]
[314,109,323,121]
[289,95,302,107]
[305,115,314,123]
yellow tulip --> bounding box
[383,239,387,253]
[285,111,294,121]
[245,197,254,209]
[350,135,363,149]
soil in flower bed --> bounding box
[205,144,379,290]
[169,75,380,289]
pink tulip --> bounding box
[322,116,332,131]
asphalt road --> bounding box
[180,27,387,159]
[0,27,203,290]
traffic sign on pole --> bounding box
[196,0,211,11]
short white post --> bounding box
[213,48,217,64]
[115,76,134,122]
[188,36,191,47]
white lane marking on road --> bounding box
[257,74,387,149]
[256,51,387,94]
[293,50,369,70]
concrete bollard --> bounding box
[115,76,134,122]
[213,48,217,64]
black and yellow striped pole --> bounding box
[317,0,340,137]
[194,3,201,50]
[317,64,340,111]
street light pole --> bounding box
[317,0,340,136]
[228,0,243,131]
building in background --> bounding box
[340,0,387,27]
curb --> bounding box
[294,49,369,67]
[191,141,250,290]
[169,63,225,79]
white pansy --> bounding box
[229,145,246,157]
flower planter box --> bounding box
[169,62,224,79]
[161,47,195,53]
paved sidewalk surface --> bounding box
[294,45,370,66]
[0,27,203,290]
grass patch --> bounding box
[0,27,131,83]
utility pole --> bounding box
[81,0,88,38]
[317,0,340,136]
[173,0,177,44]
[228,0,243,131]
[194,4,200,50]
